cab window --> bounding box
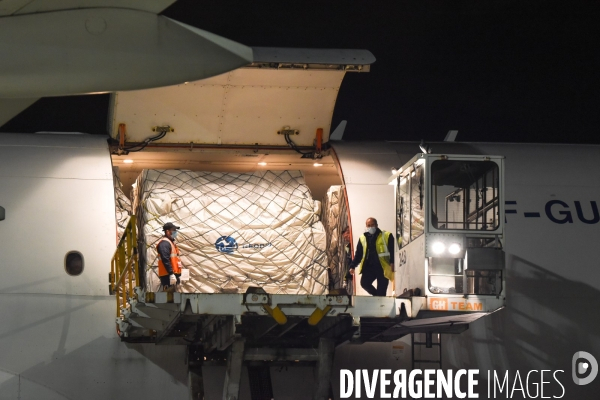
[431,160,499,231]
[410,165,424,240]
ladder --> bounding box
[110,216,139,324]
[411,332,442,370]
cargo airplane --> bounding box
[0,1,598,399]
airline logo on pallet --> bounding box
[215,236,238,253]
[215,236,274,253]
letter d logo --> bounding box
[572,351,598,385]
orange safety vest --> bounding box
[157,238,181,276]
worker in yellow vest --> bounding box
[349,217,394,296]
[157,222,182,291]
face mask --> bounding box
[366,227,376,235]
[171,231,178,239]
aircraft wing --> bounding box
[0,0,253,125]
[0,0,177,16]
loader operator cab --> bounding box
[393,154,505,313]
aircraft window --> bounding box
[431,160,499,231]
[65,251,84,276]
[410,165,424,240]
[397,174,410,247]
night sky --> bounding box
[3,0,600,144]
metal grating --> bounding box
[247,364,274,400]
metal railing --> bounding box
[110,215,139,317]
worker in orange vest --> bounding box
[157,222,182,291]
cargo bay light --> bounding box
[105,49,506,399]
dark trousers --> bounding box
[159,273,180,290]
[360,267,389,296]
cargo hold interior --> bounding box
[110,148,351,295]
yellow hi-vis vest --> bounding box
[358,231,393,280]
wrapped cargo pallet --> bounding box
[321,185,350,292]
[134,169,328,294]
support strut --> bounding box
[223,338,245,400]
[313,337,335,400]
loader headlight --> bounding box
[448,243,461,255]
[432,241,446,255]
[426,235,466,258]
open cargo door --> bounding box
[108,47,375,147]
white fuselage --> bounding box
[0,135,598,398]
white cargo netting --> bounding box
[321,185,350,292]
[134,170,328,294]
